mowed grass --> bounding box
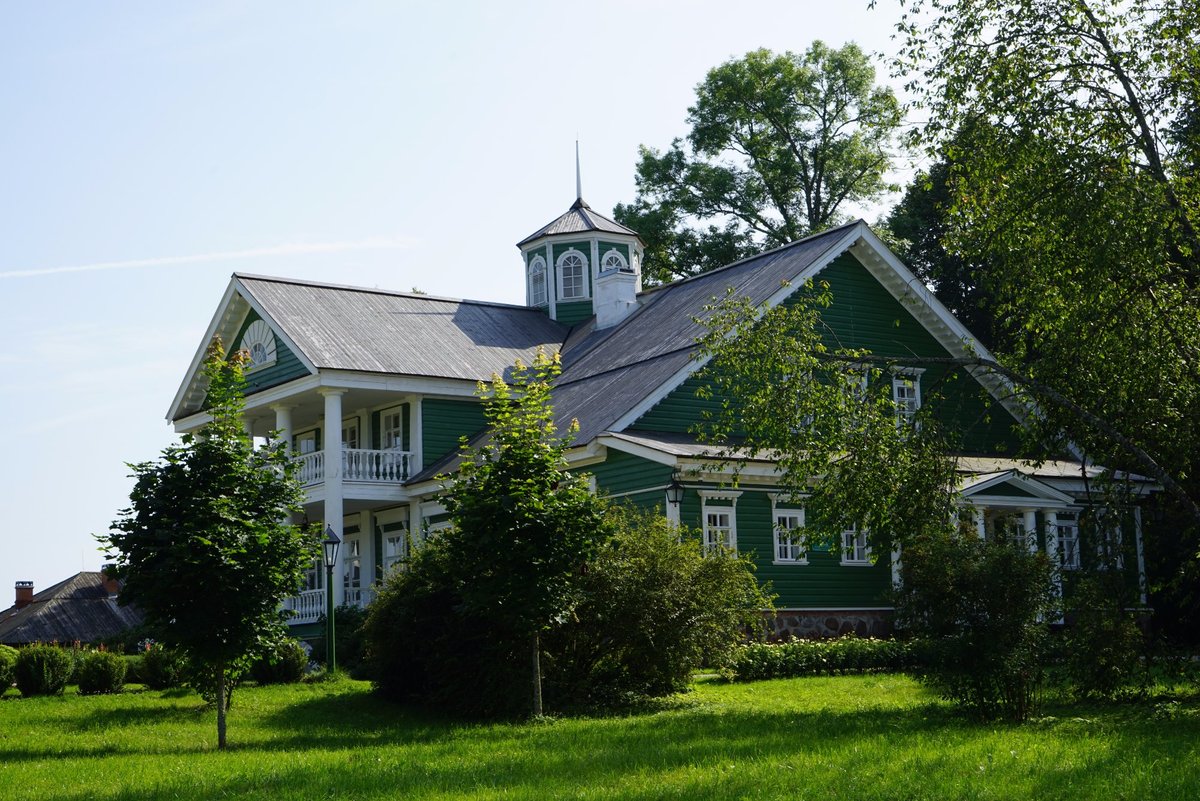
[1,675,1197,801]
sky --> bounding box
[0,1,917,602]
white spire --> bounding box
[575,140,582,200]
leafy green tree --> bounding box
[616,43,901,284]
[103,339,316,749]
[887,0,1200,624]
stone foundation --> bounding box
[765,609,893,640]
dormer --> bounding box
[516,196,645,327]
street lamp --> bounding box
[322,525,341,672]
[666,471,685,508]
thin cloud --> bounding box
[0,237,416,279]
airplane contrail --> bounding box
[0,237,416,279]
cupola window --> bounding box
[600,249,629,273]
[557,250,588,300]
[528,255,547,306]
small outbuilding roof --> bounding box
[0,572,143,646]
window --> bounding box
[557,250,588,300]
[296,431,317,454]
[1094,509,1124,569]
[382,531,407,576]
[342,419,359,450]
[841,525,870,564]
[773,509,807,564]
[600,249,629,273]
[1056,512,1081,570]
[381,410,403,450]
[892,370,922,424]
[704,510,735,553]
[528,255,547,306]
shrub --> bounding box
[76,650,127,695]
[310,604,370,677]
[722,636,913,681]
[122,655,145,685]
[14,645,75,696]
[893,529,1055,721]
[0,644,17,692]
[141,645,186,690]
[1063,572,1147,699]
[250,637,308,685]
[544,507,774,706]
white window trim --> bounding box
[380,406,404,450]
[599,248,629,273]
[528,255,547,307]
[240,318,278,373]
[700,490,741,554]
[891,366,925,425]
[342,416,360,450]
[840,525,871,566]
[1056,510,1082,571]
[768,493,808,565]
[556,248,590,301]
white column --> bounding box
[974,506,986,540]
[665,491,681,527]
[890,545,902,589]
[320,388,347,606]
[409,499,422,543]
[1045,511,1063,621]
[271,404,294,452]
[545,242,556,320]
[1134,506,1148,605]
[1023,510,1038,554]
[410,396,424,477]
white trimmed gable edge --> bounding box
[166,276,318,422]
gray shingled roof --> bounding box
[553,221,862,443]
[238,276,570,382]
[516,197,642,247]
[0,572,143,646]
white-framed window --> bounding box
[382,531,407,576]
[381,409,404,450]
[600,248,629,273]
[296,430,318,454]
[528,255,547,306]
[301,558,323,592]
[773,508,807,564]
[700,491,740,554]
[1056,511,1081,570]
[556,249,588,300]
[342,418,360,450]
[891,368,923,425]
[841,525,870,565]
[342,537,362,602]
[1094,509,1125,569]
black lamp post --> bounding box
[666,471,685,508]
[322,525,341,672]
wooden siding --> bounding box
[555,300,594,327]
[422,398,486,465]
[631,252,1023,456]
[233,308,309,396]
[590,449,674,497]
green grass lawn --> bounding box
[1,675,1197,800]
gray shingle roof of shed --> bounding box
[0,572,143,645]
[516,197,641,247]
[552,221,861,442]
[238,276,570,382]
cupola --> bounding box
[516,150,644,329]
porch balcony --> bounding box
[283,586,375,625]
[293,448,414,487]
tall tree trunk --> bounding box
[216,665,227,750]
[531,631,543,718]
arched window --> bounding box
[528,255,547,306]
[600,249,629,273]
[557,250,588,300]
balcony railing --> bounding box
[294,448,414,487]
[283,586,374,626]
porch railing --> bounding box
[294,448,414,487]
[283,586,375,626]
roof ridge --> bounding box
[234,273,543,312]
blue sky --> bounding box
[0,1,911,601]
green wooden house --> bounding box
[169,193,1153,638]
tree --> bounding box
[886,0,1200,618]
[103,339,315,749]
[615,43,902,284]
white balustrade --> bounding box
[293,448,413,487]
[282,589,325,624]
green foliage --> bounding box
[140,644,186,690]
[121,654,144,685]
[367,351,611,718]
[616,43,900,283]
[694,285,959,555]
[894,530,1057,721]
[1063,572,1148,700]
[0,644,17,691]
[311,604,369,677]
[14,645,74,697]
[76,650,127,695]
[249,637,308,686]
[101,339,317,746]
[544,507,772,707]
[722,636,914,681]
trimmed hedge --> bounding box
[14,645,75,696]
[0,644,17,692]
[250,638,308,685]
[77,650,127,695]
[722,636,914,681]
[141,645,186,690]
